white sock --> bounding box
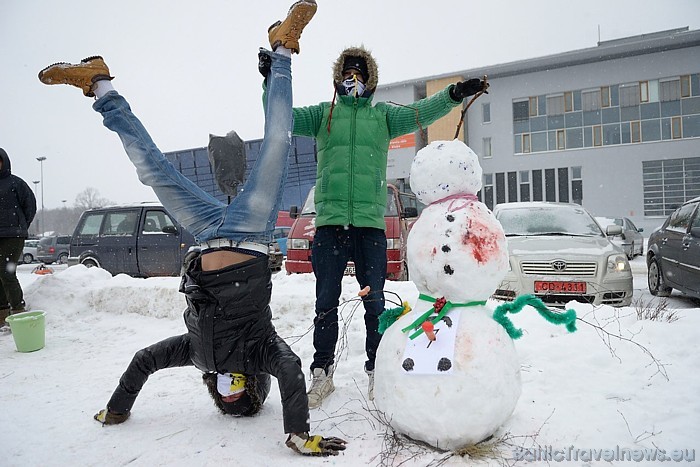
[93,79,115,99]
[274,46,292,58]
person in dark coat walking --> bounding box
[38,0,345,457]
[0,147,37,326]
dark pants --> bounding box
[310,226,387,372]
[0,237,25,310]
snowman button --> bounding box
[441,245,451,253]
[444,264,455,275]
[446,214,455,222]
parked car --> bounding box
[21,239,40,264]
[285,184,420,281]
[36,235,72,264]
[68,203,197,277]
[646,196,700,299]
[273,226,291,257]
[492,202,633,307]
[595,216,645,259]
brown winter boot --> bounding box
[0,307,10,325]
[268,0,317,54]
[38,56,113,97]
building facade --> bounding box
[376,27,700,232]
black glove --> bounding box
[449,78,488,101]
[286,433,347,456]
[94,408,130,426]
[258,52,272,79]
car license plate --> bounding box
[534,281,586,293]
[344,265,355,275]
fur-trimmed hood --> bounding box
[332,46,378,93]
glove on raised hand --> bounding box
[286,432,347,456]
[258,52,272,79]
[449,78,488,101]
[94,408,130,426]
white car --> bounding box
[21,239,39,264]
[493,202,633,308]
[595,216,645,259]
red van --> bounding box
[285,184,420,281]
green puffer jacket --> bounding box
[292,87,461,230]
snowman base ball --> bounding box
[373,303,521,451]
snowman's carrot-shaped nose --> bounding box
[421,321,436,341]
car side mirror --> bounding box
[162,225,178,235]
[402,207,418,218]
[290,205,299,219]
[638,227,644,233]
[606,225,623,236]
[690,226,700,238]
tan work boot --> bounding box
[268,0,317,54]
[38,56,113,97]
[307,367,334,409]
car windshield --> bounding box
[300,186,398,216]
[497,205,604,237]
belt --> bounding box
[199,239,269,255]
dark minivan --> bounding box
[68,203,197,277]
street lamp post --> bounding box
[32,180,41,235]
[36,157,47,236]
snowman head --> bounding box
[410,140,482,205]
[407,140,507,302]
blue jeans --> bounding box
[310,226,387,372]
[93,49,292,244]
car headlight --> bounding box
[607,254,630,273]
[289,238,310,250]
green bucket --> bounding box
[5,311,46,352]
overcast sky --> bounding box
[2,0,699,209]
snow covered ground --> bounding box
[1,257,698,466]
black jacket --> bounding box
[106,254,310,433]
[0,148,37,238]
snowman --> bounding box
[373,139,520,450]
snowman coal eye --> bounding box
[442,245,451,253]
[444,264,454,275]
[446,214,455,222]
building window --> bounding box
[529,96,538,117]
[671,116,682,139]
[619,83,640,107]
[640,81,649,103]
[631,121,641,143]
[513,100,529,121]
[680,75,691,98]
[582,89,601,111]
[482,137,492,158]
[522,134,531,153]
[483,173,494,210]
[519,171,530,202]
[601,86,611,107]
[593,125,602,146]
[547,95,565,116]
[556,129,566,149]
[660,79,681,102]
[564,91,574,112]
[496,173,506,205]
[643,157,700,216]
[545,168,556,202]
[558,167,569,203]
[482,102,491,123]
[571,166,583,205]
[532,170,543,201]
[508,172,518,202]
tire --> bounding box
[627,243,635,260]
[58,253,68,264]
[82,258,99,268]
[648,256,672,297]
[22,253,34,264]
